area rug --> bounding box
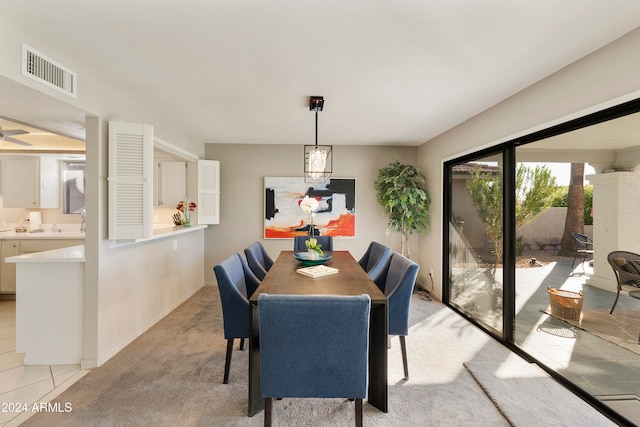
[464,358,615,427]
[541,308,640,356]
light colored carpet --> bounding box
[21,286,609,426]
[542,308,640,356]
[464,358,615,427]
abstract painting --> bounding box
[264,177,355,239]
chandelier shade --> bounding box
[304,96,332,183]
[304,144,332,183]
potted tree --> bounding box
[374,161,430,258]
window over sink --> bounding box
[62,161,85,214]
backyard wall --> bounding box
[518,207,593,250]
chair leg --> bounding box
[355,398,363,427]
[223,338,234,384]
[264,398,272,427]
[400,335,409,380]
[571,254,577,269]
[239,338,245,351]
[610,290,621,314]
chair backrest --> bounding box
[571,232,593,250]
[607,251,640,288]
[213,253,261,339]
[244,242,274,281]
[258,294,370,399]
[382,253,420,336]
[358,241,392,284]
[293,235,333,252]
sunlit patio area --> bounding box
[457,254,640,424]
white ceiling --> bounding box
[1,1,640,147]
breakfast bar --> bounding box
[7,245,85,365]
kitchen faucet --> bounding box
[80,209,86,233]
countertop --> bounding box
[0,230,86,239]
[5,244,85,263]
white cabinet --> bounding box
[0,241,18,293]
[155,160,186,208]
[0,239,83,294]
[2,157,59,208]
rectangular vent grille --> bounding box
[21,43,77,98]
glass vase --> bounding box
[183,201,191,227]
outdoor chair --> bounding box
[378,252,420,380]
[213,253,261,384]
[607,251,640,314]
[258,293,371,427]
[293,235,333,252]
[570,232,594,270]
[244,242,274,281]
[358,241,392,289]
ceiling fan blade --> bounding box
[3,136,32,146]
[4,129,29,137]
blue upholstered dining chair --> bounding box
[358,241,392,286]
[293,235,334,252]
[379,252,419,380]
[258,294,371,427]
[213,253,261,384]
[244,242,274,281]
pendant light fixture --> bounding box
[304,96,332,183]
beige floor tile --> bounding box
[0,365,51,395]
[51,364,81,387]
[0,377,54,425]
[0,336,16,354]
[0,351,24,373]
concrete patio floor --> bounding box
[514,259,640,424]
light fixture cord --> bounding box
[315,110,318,146]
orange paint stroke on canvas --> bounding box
[322,213,355,237]
[265,213,354,238]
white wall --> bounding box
[0,22,206,366]
[203,144,421,284]
[417,27,640,300]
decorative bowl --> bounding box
[293,251,333,266]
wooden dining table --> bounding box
[248,250,388,417]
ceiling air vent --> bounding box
[21,43,77,98]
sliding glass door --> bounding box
[447,153,504,335]
[444,99,640,426]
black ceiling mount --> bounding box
[309,96,324,112]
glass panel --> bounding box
[514,110,640,425]
[449,155,503,334]
[62,161,85,214]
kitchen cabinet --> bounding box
[0,241,19,293]
[155,160,186,208]
[2,157,59,208]
[0,239,83,294]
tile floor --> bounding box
[0,299,89,426]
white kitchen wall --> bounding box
[0,22,206,367]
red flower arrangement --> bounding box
[176,200,197,212]
[174,199,197,226]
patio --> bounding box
[513,257,640,423]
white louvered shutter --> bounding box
[108,121,153,240]
[197,160,220,224]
